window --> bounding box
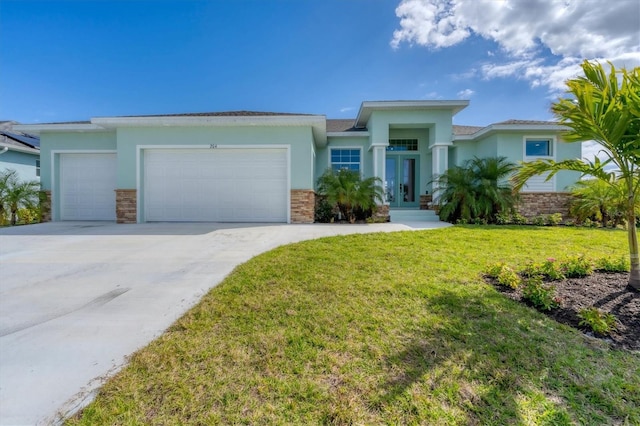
[525,139,552,157]
[36,159,40,177]
[330,148,360,171]
[387,139,418,151]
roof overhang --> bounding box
[15,115,328,147]
[0,142,40,155]
[13,123,104,135]
[355,100,469,128]
[453,123,568,141]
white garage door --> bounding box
[144,148,288,222]
[60,153,117,220]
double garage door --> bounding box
[144,148,288,222]
[59,149,288,222]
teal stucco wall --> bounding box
[0,150,40,182]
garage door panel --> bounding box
[144,148,288,222]
[60,153,116,221]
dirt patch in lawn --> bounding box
[490,273,640,351]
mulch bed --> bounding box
[489,272,640,351]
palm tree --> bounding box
[316,169,384,223]
[513,61,640,291]
[434,156,517,223]
[0,169,40,225]
[569,177,630,228]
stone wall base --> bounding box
[516,192,573,218]
[39,190,52,222]
[420,194,433,210]
[373,204,390,221]
[116,189,137,224]
[291,190,315,224]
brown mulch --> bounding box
[490,272,640,351]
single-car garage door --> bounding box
[144,148,288,222]
[60,153,117,220]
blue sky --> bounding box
[1,0,639,143]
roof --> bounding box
[452,125,484,136]
[326,119,366,133]
[115,110,313,118]
[0,122,40,154]
[494,119,558,126]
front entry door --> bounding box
[385,155,420,208]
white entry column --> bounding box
[372,145,387,204]
[431,144,449,201]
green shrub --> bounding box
[521,258,565,281]
[511,213,528,225]
[546,213,563,226]
[594,256,629,273]
[522,277,560,311]
[578,307,617,336]
[532,215,547,226]
[494,212,511,225]
[496,266,521,289]
[560,255,593,278]
[314,198,335,223]
[17,207,40,224]
[485,262,507,278]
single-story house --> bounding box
[15,100,580,224]
[0,121,41,182]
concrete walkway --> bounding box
[0,220,449,425]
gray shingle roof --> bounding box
[452,125,483,136]
[326,119,365,132]
[119,111,313,118]
[494,119,558,125]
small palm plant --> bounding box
[316,169,384,223]
[434,156,517,223]
[0,169,40,225]
[569,177,631,227]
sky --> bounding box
[1,0,639,159]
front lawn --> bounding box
[68,227,639,425]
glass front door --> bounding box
[385,155,419,208]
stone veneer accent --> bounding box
[516,192,573,218]
[116,189,137,224]
[39,190,52,222]
[290,189,315,224]
[373,204,390,221]
[419,194,433,210]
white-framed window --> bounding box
[523,136,556,191]
[330,148,361,171]
[525,139,552,157]
[387,139,418,151]
[36,159,40,177]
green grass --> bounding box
[68,226,639,425]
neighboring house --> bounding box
[0,121,41,182]
[15,101,580,224]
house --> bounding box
[15,101,581,224]
[0,121,41,182]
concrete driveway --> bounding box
[0,220,449,425]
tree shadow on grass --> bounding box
[374,287,627,425]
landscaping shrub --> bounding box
[17,207,40,224]
[496,265,521,289]
[546,213,563,226]
[316,169,384,223]
[560,255,593,278]
[433,156,517,224]
[594,256,629,273]
[521,258,565,281]
[314,198,335,223]
[578,307,617,336]
[522,277,560,311]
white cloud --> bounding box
[391,0,640,92]
[457,88,474,99]
[339,107,355,113]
